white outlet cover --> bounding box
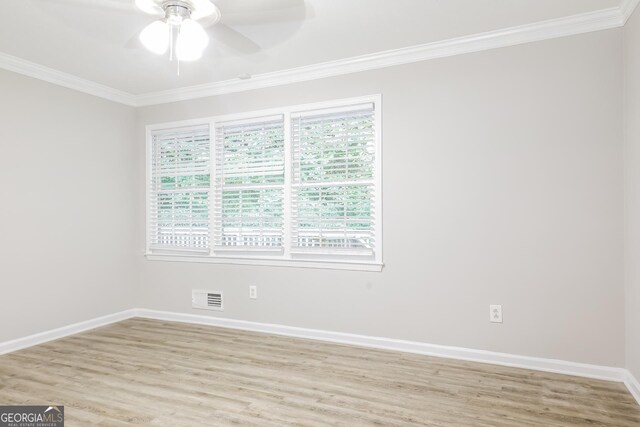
[249,286,257,299]
[490,305,503,323]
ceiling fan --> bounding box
[30,0,308,64]
[135,0,219,61]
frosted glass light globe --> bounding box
[176,19,209,61]
[139,20,170,55]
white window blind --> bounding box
[214,116,285,251]
[291,103,376,255]
[149,125,211,252]
[147,96,382,270]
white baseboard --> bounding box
[0,309,136,355]
[1,307,637,406]
[626,371,640,406]
[134,308,627,383]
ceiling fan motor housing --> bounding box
[163,1,193,24]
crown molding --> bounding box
[0,3,634,107]
[621,0,640,23]
[134,6,627,106]
[0,52,137,106]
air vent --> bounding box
[207,293,222,308]
[192,289,223,311]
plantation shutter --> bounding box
[149,125,211,252]
[214,116,285,251]
[291,103,377,256]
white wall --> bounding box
[625,8,640,380]
[0,22,626,371]
[0,70,137,342]
[136,29,625,367]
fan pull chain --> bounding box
[167,23,181,76]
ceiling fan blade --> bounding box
[30,0,154,47]
[215,0,308,25]
[124,32,143,49]
[133,0,165,17]
[190,0,221,21]
[30,0,137,13]
[209,23,261,54]
[214,0,303,15]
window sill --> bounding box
[145,253,384,272]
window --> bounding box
[146,95,382,271]
[214,116,285,251]
[291,104,376,255]
[148,124,210,253]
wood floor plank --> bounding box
[0,318,638,426]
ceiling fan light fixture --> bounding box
[136,0,214,64]
[139,20,170,55]
[176,19,209,61]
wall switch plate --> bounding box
[490,305,503,323]
[249,285,257,299]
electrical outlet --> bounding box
[249,285,257,299]
[490,305,503,323]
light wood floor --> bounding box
[0,319,639,426]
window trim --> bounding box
[145,94,383,272]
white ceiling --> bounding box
[0,0,621,94]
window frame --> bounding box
[145,94,383,272]
[147,123,212,254]
[213,114,287,254]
